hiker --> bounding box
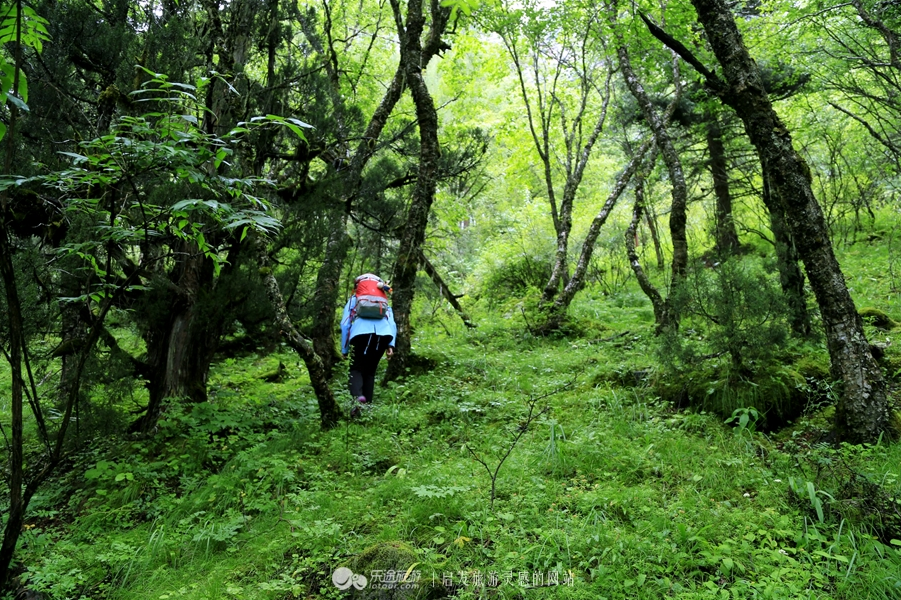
[340,273,397,415]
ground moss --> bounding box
[794,354,831,380]
[653,362,808,430]
[345,541,443,599]
[859,307,899,330]
[881,349,901,379]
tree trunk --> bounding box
[384,0,449,381]
[297,7,409,381]
[308,209,351,379]
[539,138,654,332]
[0,5,28,581]
[706,112,740,256]
[615,40,688,330]
[762,169,812,337]
[626,157,667,325]
[134,244,223,432]
[0,216,27,589]
[495,13,613,308]
[541,70,614,304]
[258,243,341,428]
[686,0,890,442]
[644,202,665,270]
[419,249,475,328]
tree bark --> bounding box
[419,249,475,328]
[685,0,890,442]
[626,170,666,325]
[762,169,812,337]
[644,202,665,270]
[0,214,27,589]
[384,0,449,380]
[615,40,688,330]
[706,112,740,256]
[258,243,341,428]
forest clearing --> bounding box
[2,0,901,597]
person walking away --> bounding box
[340,273,396,415]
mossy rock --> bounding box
[889,410,901,437]
[881,351,901,379]
[405,353,439,376]
[590,365,651,388]
[794,355,831,380]
[343,541,444,599]
[653,364,808,431]
[859,307,899,330]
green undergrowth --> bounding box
[10,298,901,600]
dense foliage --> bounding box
[2,0,901,596]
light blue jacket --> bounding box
[340,296,397,355]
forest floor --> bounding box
[10,239,901,600]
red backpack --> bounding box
[353,276,389,319]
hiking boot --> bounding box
[350,396,368,418]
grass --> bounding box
[6,218,901,599]
[9,291,901,600]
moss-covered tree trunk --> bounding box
[539,138,654,332]
[615,41,688,330]
[299,11,401,381]
[258,243,341,428]
[644,202,665,270]
[706,113,740,256]
[688,0,889,442]
[384,0,449,380]
[762,170,812,337]
[626,160,667,325]
[0,210,27,588]
[135,244,227,432]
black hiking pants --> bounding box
[348,333,392,402]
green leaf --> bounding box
[285,117,313,129]
[7,93,28,111]
[282,122,307,140]
[806,481,817,504]
[58,151,89,163]
[214,148,228,169]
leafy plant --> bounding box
[542,420,568,473]
[725,407,760,434]
[788,477,831,522]
[0,1,49,140]
[660,256,791,370]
